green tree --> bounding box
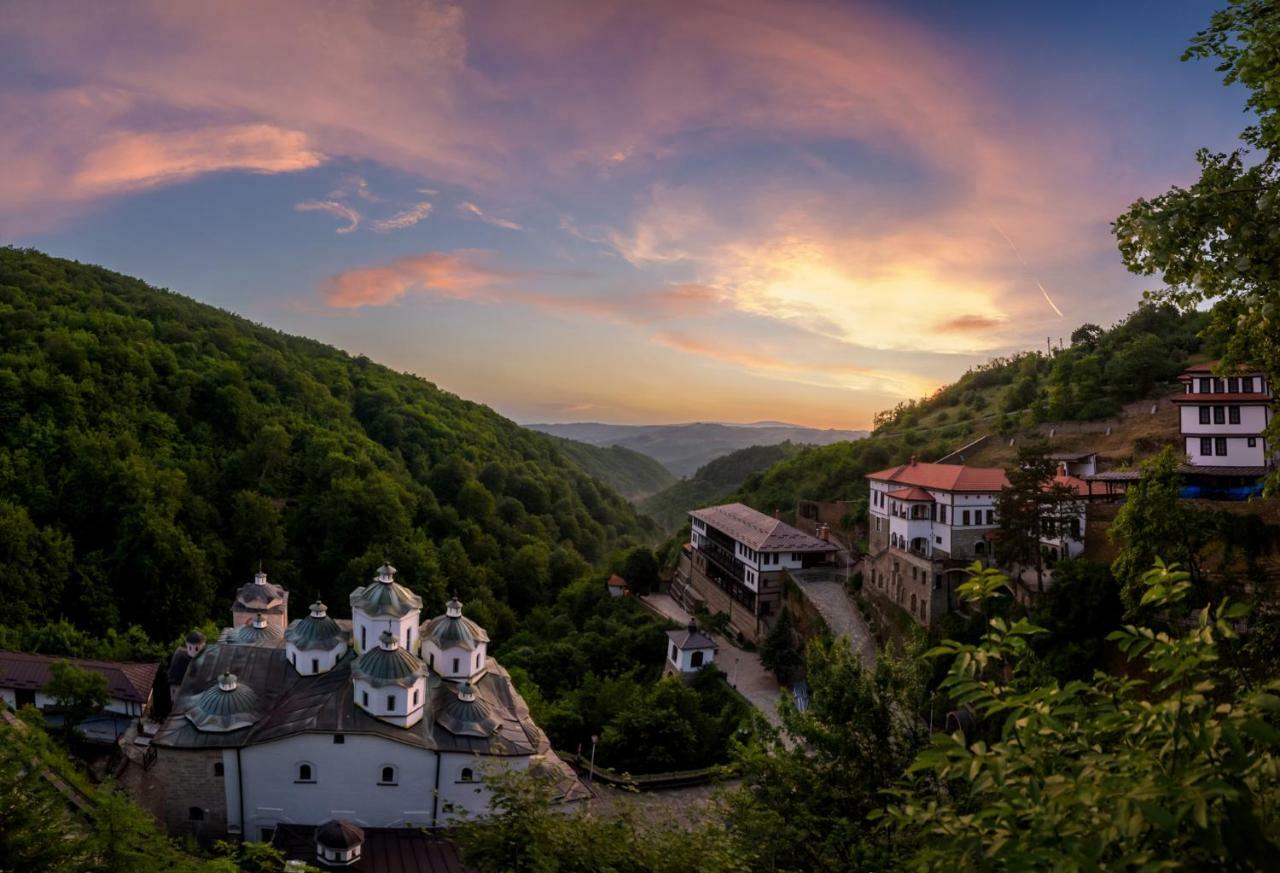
[994,440,1076,593]
[619,546,660,595]
[45,660,109,741]
[758,608,801,683]
[1114,0,1280,492]
[887,561,1280,871]
[727,638,930,871]
[1108,447,1208,612]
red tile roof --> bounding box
[1181,360,1264,375]
[1170,392,1272,403]
[885,486,935,502]
[0,651,157,704]
[606,574,626,589]
[867,461,1009,493]
[1050,473,1092,496]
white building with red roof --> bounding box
[864,459,1010,626]
[1174,361,1273,472]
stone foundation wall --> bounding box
[862,548,949,627]
[145,748,229,840]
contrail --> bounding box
[1036,280,1064,318]
[990,220,1064,319]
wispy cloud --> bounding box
[459,201,523,231]
[372,201,433,232]
[294,199,361,234]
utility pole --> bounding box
[589,734,598,783]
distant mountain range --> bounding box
[526,421,869,476]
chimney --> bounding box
[774,508,780,518]
[910,454,918,466]
[819,524,829,542]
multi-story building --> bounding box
[864,460,1010,626]
[674,503,837,642]
[1174,361,1273,470]
[129,565,585,844]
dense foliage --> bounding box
[640,442,803,532]
[543,435,675,501]
[1114,0,1280,492]
[0,247,654,642]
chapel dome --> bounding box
[316,819,365,850]
[437,681,500,738]
[186,672,260,732]
[423,598,489,651]
[351,631,425,687]
[235,613,283,643]
[234,569,286,612]
[349,563,423,619]
[285,602,343,650]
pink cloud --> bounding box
[322,251,507,309]
[294,199,361,234]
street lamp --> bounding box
[589,734,598,783]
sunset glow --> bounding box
[0,0,1242,427]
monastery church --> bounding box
[128,564,585,843]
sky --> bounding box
[0,0,1249,428]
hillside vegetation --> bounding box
[529,420,867,476]
[0,247,656,641]
[544,435,676,501]
[640,442,804,532]
[732,303,1219,515]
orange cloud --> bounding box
[322,252,507,309]
[934,314,1006,334]
[74,124,322,194]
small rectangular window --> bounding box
[962,510,970,526]
[213,762,224,777]
[1228,377,1239,393]
[1199,377,1212,393]
[362,691,369,707]
[1249,437,1257,447]
[452,657,460,673]
[1244,376,1255,393]
[1214,378,1225,393]
[940,506,947,524]
[311,658,319,673]
[1229,406,1241,425]
[333,734,345,744]
[1199,406,1210,425]
[1215,437,1228,456]
[1200,437,1212,456]
[986,510,995,525]
[387,694,396,712]
[1214,406,1226,424]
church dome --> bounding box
[236,613,283,643]
[349,563,423,619]
[352,631,425,687]
[186,672,260,732]
[316,819,365,850]
[437,681,500,738]
[423,598,489,651]
[286,602,343,650]
[234,569,286,611]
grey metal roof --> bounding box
[1178,464,1271,478]
[234,573,287,613]
[185,673,260,733]
[273,824,474,873]
[1048,451,1098,461]
[236,615,283,643]
[666,626,716,650]
[285,604,345,650]
[436,683,500,738]
[350,567,423,619]
[155,640,555,758]
[352,636,425,687]
[317,819,365,850]
[688,503,837,553]
[422,611,489,652]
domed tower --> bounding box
[231,568,289,633]
[285,601,349,676]
[349,563,422,655]
[351,630,428,728]
[185,672,260,732]
[422,597,489,682]
[234,612,283,644]
[437,681,500,738]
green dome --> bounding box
[186,673,260,732]
[285,602,343,650]
[352,632,424,687]
[437,682,499,737]
[349,564,422,619]
[423,599,489,652]
[235,613,282,643]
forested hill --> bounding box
[640,442,803,532]
[730,302,1219,516]
[0,248,655,642]
[543,436,676,501]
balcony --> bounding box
[693,544,758,610]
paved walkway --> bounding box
[640,594,784,730]
[788,568,877,669]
